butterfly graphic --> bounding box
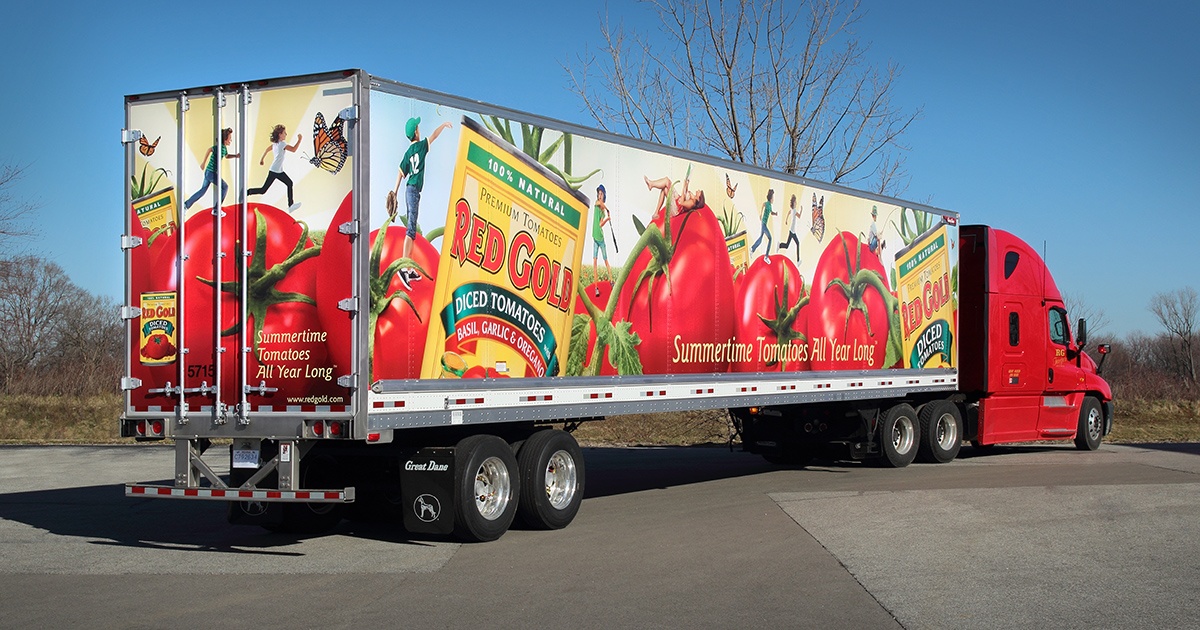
[138,135,160,157]
[810,194,825,242]
[307,112,348,174]
[725,173,738,198]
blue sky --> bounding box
[3,0,1196,337]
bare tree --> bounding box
[0,256,123,395]
[0,162,38,252]
[0,256,75,389]
[1148,287,1198,383]
[50,290,123,395]
[1062,291,1111,343]
[565,0,920,194]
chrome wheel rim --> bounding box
[936,412,959,451]
[473,456,511,521]
[893,415,915,454]
[1087,406,1103,442]
[544,450,578,510]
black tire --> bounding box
[916,400,963,464]
[517,430,585,530]
[1074,396,1103,451]
[453,435,520,542]
[279,454,346,535]
[879,404,919,468]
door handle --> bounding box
[1048,368,1054,383]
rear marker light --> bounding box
[312,421,324,437]
[329,422,343,437]
[367,433,381,443]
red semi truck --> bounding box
[120,70,1112,541]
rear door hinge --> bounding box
[337,374,358,390]
[121,377,143,391]
[338,298,358,313]
[121,235,144,250]
[120,305,142,320]
[121,129,143,145]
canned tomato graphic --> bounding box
[139,291,178,365]
[132,187,178,234]
[894,224,955,368]
[420,117,591,379]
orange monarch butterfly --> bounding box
[307,112,347,174]
[139,135,160,157]
[810,193,825,242]
[725,173,737,198]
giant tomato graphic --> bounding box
[807,231,896,370]
[732,255,808,372]
[316,193,440,383]
[179,202,333,402]
[611,205,735,374]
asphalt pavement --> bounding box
[1,442,1197,629]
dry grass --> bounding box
[568,409,735,447]
[0,393,124,444]
[0,394,1196,446]
[1108,398,1200,443]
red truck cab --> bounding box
[958,225,1113,448]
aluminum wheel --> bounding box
[473,456,512,521]
[1086,405,1103,442]
[544,450,579,510]
[935,412,959,451]
[892,415,916,455]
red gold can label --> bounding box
[420,117,591,379]
[139,291,178,365]
[894,224,954,368]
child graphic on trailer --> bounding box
[390,116,452,287]
[184,128,240,210]
[592,184,612,283]
[778,193,801,263]
[643,172,707,217]
[248,124,302,211]
[752,188,777,259]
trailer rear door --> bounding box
[124,73,363,430]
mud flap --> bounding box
[401,447,455,535]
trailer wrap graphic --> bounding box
[895,224,956,368]
[127,75,960,419]
[420,118,589,379]
[125,79,354,414]
[368,90,958,378]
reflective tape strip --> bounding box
[126,484,350,502]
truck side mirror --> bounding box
[1076,318,1087,348]
[1096,343,1110,375]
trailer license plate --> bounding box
[232,449,259,469]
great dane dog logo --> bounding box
[414,494,441,522]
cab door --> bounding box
[1038,305,1085,435]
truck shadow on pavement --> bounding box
[10,443,1174,552]
[0,446,784,551]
